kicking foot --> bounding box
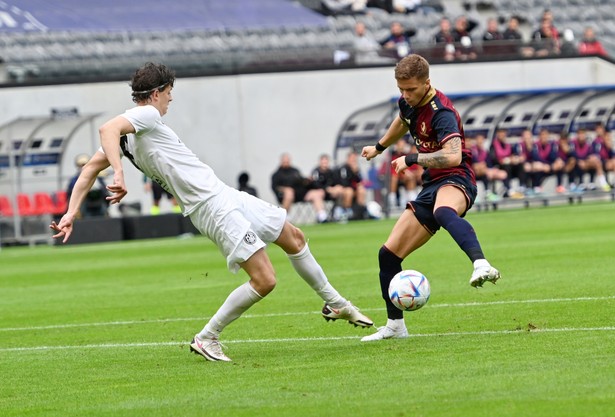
[322,302,374,328]
[470,265,501,288]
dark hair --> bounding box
[130,62,175,103]
[238,172,249,185]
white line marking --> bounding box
[2,327,614,353]
[1,295,613,332]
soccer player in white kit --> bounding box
[50,63,373,362]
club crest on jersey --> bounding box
[419,122,428,137]
[244,231,257,244]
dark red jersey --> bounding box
[397,90,475,186]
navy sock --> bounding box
[434,206,484,262]
[379,246,404,320]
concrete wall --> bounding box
[1,56,613,212]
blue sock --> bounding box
[434,206,484,262]
[379,246,404,320]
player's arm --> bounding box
[49,151,111,243]
[362,115,409,161]
[392,136,462,173]
[99,115,136,204]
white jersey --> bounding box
[120,105,225,215]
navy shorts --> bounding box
[408,175,477,234]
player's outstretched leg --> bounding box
[470,259,501,287]
[279,223,373,328]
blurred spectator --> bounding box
[380,21,416,60]
[434,17,455,44]
[541,9,560,40]
[468,134,507,201]
[237,171,258,197]
[434,17,456,61]
[452,15,478,60]
[526,129,565,193]
[337,151,367,220]
[531,16,560,57]
[144,176,181,215]
[590,123,613,190]
[271,153,329,223]
[490,128,527,198]
[578,27,608,57]
[555,131,577,192]
[311,154,345,202]
[502,16,534,57]
[502,16,523,42]
[452,15,478,42]
[560,29,578,57]
[482,18,503,42]
[67,153,109,218]
[353,21,387,64]
[570,128,608,191]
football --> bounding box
[388,270,431,311]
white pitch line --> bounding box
[0,295,613,333]
[2,326,615,353]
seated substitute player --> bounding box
[361,54,501,341]
[50,62,373,362]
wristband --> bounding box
[375,142,387,152]
[404,153,418,167]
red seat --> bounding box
[33,192,58,215]
[0,195,14,217]
[53,190,68,215]
[17,193,38,216]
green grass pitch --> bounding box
[1,202,614,417]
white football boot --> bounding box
[361,325,409,342]
[322,302,374,328]
[470,263,501,288]
[190,335,231,362]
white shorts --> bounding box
[188,186,287,273]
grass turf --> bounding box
[1,202,614,416]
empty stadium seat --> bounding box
[0,195,14,217]
[53,191,68,215]
[17,193,38,216]
[33,192,58,215]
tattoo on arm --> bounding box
[417,137,462,168]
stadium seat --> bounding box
[33,192,58,215]
[53,190,68,215]
[16,193,38,216]
[0,195,15,217]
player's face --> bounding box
[397,77,430,107]
[156,85,173,116]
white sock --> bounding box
[288,243,347,308]
[597,174,608,187]
[198,282,263,339]
[387,318,406,330]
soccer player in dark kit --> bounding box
[360,54,501,341]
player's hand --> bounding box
[361,145,380,161]
[106,171,128,204]
[49,213,75,243]
[391,155,408,174]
